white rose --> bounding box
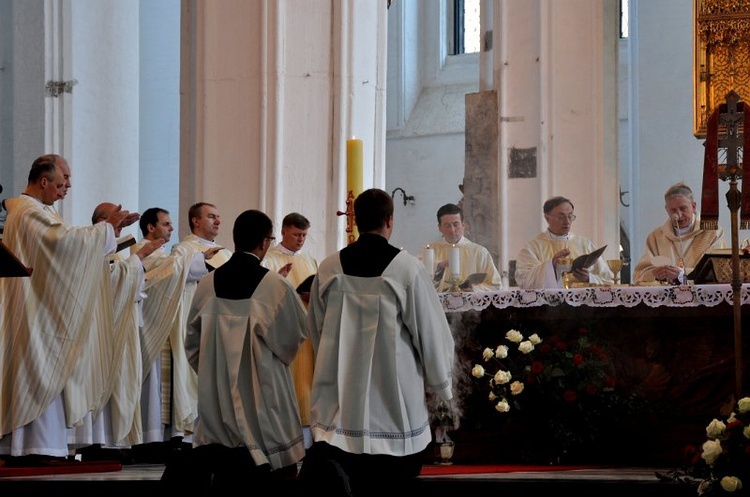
[495,399,510,413]
[510,380,524,395]
[743,425,750,439]
[505,329,524,343]
[727,412,737,424]
[494,369,512,385]
[518,340,535,354]
[529,333,542,345]
[720,476,743,492]
[738,397,750,414]
[488,391,497,401]
[471,364,485,378]
[706,418,726,439]
[482,347,494,361]
[495,345,509,359]
[701,439,723,465]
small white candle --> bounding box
[423,245,435,274]
[450,244,460,277]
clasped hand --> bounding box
[653,264,680,282]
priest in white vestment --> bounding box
[260,211,317,448]
[130,207,209,446]
[0,155,140,459]
[633,182,725,284]
[163,202,232,440]
[68,203,165,452]
[300,189,455,496]
[182,209,307,492]
[515,196,614,289]
[423,203,502,292]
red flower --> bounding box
[530,361,545,374]
[563,389,578,403]
[573,354,584,365]
[585,385,598,396]
[604,376,617,388]
[578,327,588,335]
[538,343,552,355]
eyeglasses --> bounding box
[550,214,576,222]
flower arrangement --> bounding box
[657,396,750,496]
[470,326,626,462]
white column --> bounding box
[180,0,387,260]
[484,0,619,269]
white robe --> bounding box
[185,267,307,470]
[425,236,503,292]
[307,250,454,456]
[130,240,195,442]
[0,195,115,456]
[515,231,614,289]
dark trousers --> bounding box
[298,441,424,497]
[161,443,296,496]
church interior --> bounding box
[1,0,749,495]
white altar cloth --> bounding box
[439,283,750,312]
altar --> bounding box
[436,284,749,466]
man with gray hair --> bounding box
[633,181,725,284]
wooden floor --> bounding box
[0,463,697,497]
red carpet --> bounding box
[420,464,596,475]
[0,459,122,478]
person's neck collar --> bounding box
[242,251,262,261]
[192,232,215,244]
[547,230,569,240]
[277,243,297,255]
[444,236,463,244]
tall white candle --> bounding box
[423,245,435,275]
[450,244,460,277]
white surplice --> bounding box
[185,266,307,470]
[307,250,454,456]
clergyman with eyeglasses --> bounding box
[515,196,613,289]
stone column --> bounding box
[179,0,387,259]
[463,0,620,279]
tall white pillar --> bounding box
[180,0,388,260]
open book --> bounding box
[459,272,487,289]
[571,245,607,272]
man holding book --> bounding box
[515,196,613,289]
